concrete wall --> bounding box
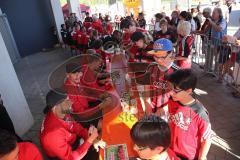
[67,0,82,21]
[50,0,65,43]
[0,32,33,136]
[0,0,57,57]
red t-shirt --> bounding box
[168,99,212,159]
[128,45,139,62]
[128,44,153,62]
[71,30,81,41]
[94,49,107,62]
[92,21,103,34]
[167,149,180,160]
[122,28,147,47]
[40,111,90,160]
[83,22,92,30]
[103,23,113,35]
[76,32,89,46]
[18,142,43,160]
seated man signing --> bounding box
[40,90,100,160]
[130,115,179,160]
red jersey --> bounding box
[128,43,153,62]
[103,23,113,35]
[168,99,212,159]
[128,45,139,62]
[167,149,180,160]
[146,63,179,108]
[94,49,107,62]
[83,22,92,30]
[178,35,194,57]
[65,79,89,113]
[92,21,103,34]
[40,111,90,160]
[122,28,147,47]
[71,30,81,41]
[178,35,194,69]
[76,32,89,46]
[106,23,113,34]
[18,142,43,160]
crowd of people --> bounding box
[1,1,240,160]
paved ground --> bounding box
[14,48,240,160]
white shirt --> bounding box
[154,22,161,32]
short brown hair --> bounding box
[160,18,168,25]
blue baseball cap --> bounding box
[148,38,173,56]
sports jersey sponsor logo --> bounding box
[153,81,167,89]
[169,112,192,131]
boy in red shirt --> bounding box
[130,115,179,160]
[120,18,148,49]
[76,27,89,53]
[0,129,43,160]
[91,39,108,64]
[167,69,212,160]
[133,38,180,118]
[40,90,99,160]
[129,31,153,62]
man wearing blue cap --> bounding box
[135,38,180,117]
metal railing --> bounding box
[192,33,240,95]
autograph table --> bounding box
[99,54,140,160]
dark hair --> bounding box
[91,39,103,49]
[120,18,134,29]
[130,31,145,42]
[186,12,192,21]
[43,90,67,114]
[166,69,197,91]
[138,12,144,16]
[0,129,17,158]
[86,12,89,15]
[179,11,188,20]
[155,13,163,20]
[130,115,171,150]
[113,30,122,36]
[214,8,224,24]
[104,15,111,22]
[171,11,179,16]
[61,24,65,28]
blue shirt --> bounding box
[211,19,227,46]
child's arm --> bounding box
[198,138,212,160]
